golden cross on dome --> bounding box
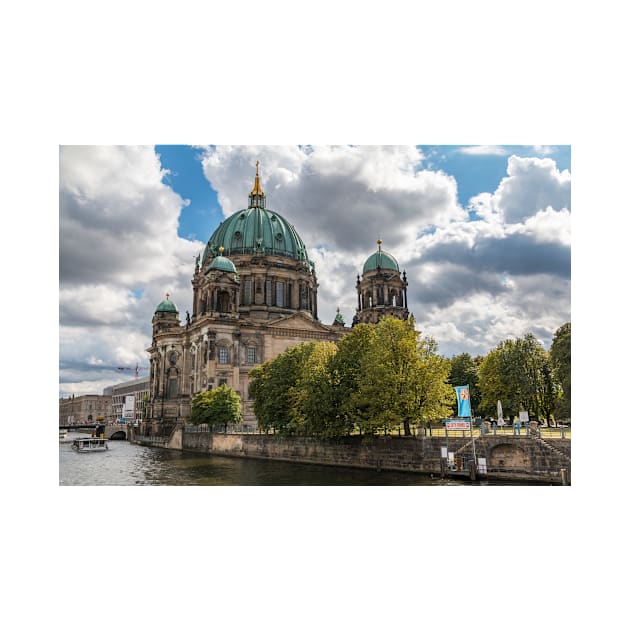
[251,161,264,196]
[166,292,170,300]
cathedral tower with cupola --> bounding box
[354,240,408,325]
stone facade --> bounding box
[59,394,111,425]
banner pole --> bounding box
[468,383,476,464]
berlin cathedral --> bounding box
[144,164,410,431]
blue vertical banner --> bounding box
[455,386,472,418]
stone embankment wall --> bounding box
[178,432,571,483]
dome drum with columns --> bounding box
[142,165,412,434]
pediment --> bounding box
[267,312,332,332]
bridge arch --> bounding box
[108,430,127,441]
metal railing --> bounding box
[183,424,260,434]
[176,422,571,440]
[134,435,168,444]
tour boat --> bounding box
[59,429,68,441]
[71,437,109,452]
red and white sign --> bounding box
[446,419,470,431]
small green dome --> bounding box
[155,294,178,313]
[209,254,237,274]
[362,243,400,274]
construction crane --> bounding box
[116,364,149,378]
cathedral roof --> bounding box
[202,164,310,265]
[155,293,178,313]
[362,240,400,273]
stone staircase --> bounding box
[533,436,571,464]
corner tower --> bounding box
[354,240,408,325]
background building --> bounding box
[59,394,111,425]
[103,376,150,423]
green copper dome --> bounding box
[155,294,178,313]
[202,164,310,266]
[209,254,237,274]
[362,241,400,274]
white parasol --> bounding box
[497,400,505,426]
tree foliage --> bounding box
[248,343,318,433]
[191,385,242,428]
[550,322,571,420]
[248,317,454,437]
[478,334,556,422]
[287,341,341,436]
[353,318,453,435]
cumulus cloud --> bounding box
[200,145,465,255]
[59,146,200,396]
[494,155,571,223]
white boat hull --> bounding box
[71,438,109,452]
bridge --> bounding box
[59,424,131,440]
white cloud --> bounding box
[457,146,508,156]
[513,207,571,246]
[200,145,465,255]
[494,155,571,223]
[59,146,200,395]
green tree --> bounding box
[448,353,481,415]
[550,322,571,421]
[328,323,377,432]
[248,342,318,434]
[412,336,455,429]
[353,317,453,435]
[287,341,340,436]
[191,385,242,430]
[478,334,556,423]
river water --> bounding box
[59,431,507,486]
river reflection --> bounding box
[60,432,504,486]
